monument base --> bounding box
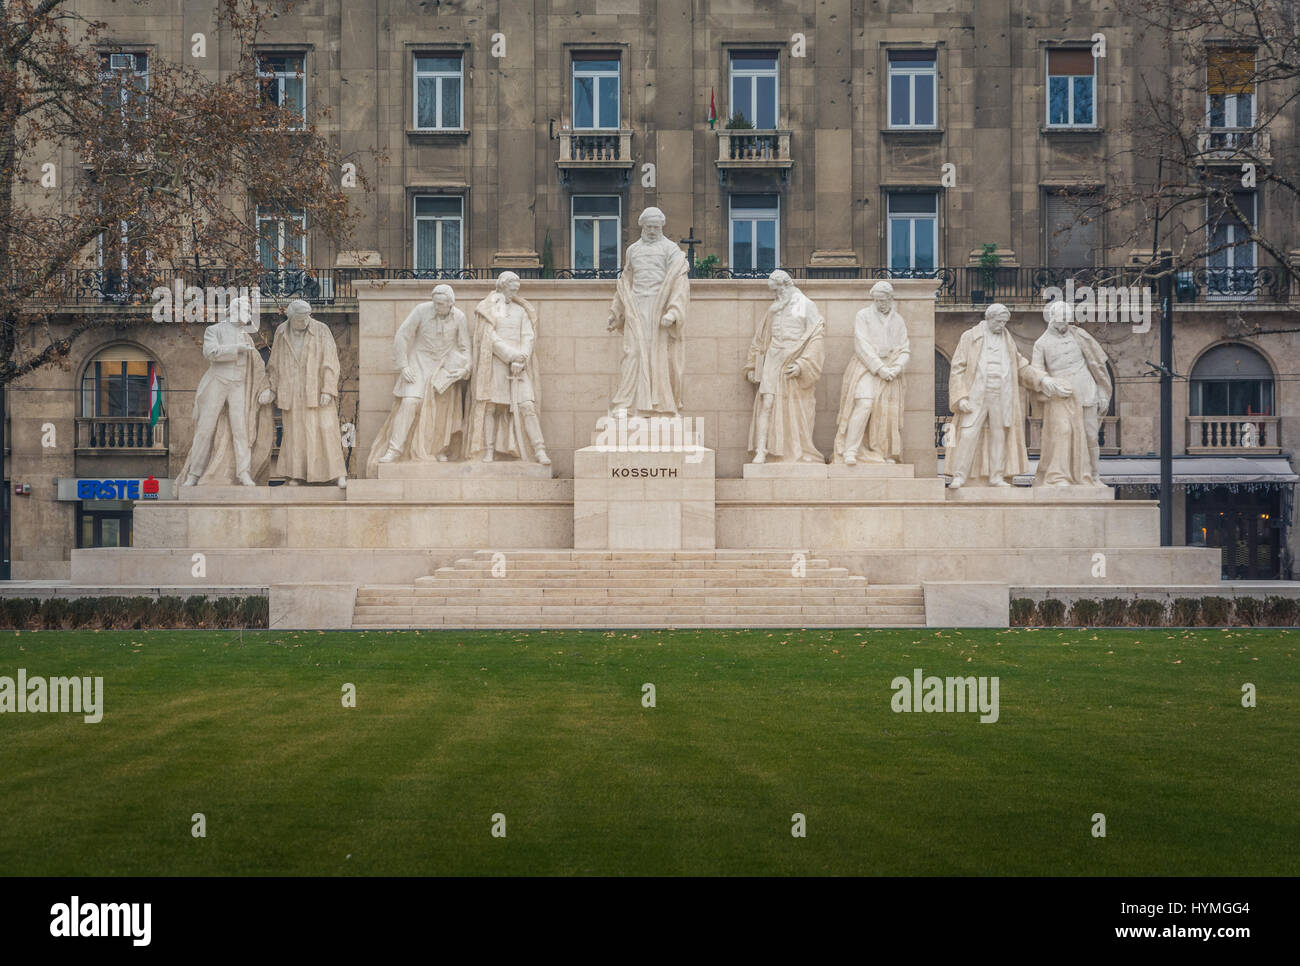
[945,483,1114,503]
[741,462,915,479]
[574,445,715,550]
[376,460,554,480]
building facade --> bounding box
[5,0,1297,579]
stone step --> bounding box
[438,563,844,576]
[353,603,881,617]
[418,574,862,587]
[362,591,875,606]
[354,619,928,629]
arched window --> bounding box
[80,344,162,419]
[1190,343,1273,416]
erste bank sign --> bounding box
[55,476,171,502]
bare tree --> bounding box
[0,0,366,386]
[1063,0,1299,305]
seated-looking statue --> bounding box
[366,284,471,474]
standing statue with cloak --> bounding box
[605,207,690,417]
[465,272,549,465]
[743,270,825,463]
[832,280,911,465]
[179,294,274,486]
[260,299,348,487]
[1032,300,1112,487]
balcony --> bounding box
[75,417,168,455]
[1027,415,1121,456]
[1186,415,1280,455]
[715,130,793,183]
[556,130,633,185]
[1195,128,1271,163]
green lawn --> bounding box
[0,627,1295,876]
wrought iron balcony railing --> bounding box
[19,265,1300,307]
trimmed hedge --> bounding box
[1011,594,1300,627]
[0,595,269,630]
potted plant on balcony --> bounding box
[725,113,754,130]
[972,243,1000,304]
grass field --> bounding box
[0,627,1296,876]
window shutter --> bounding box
[1044,192,1098,267]
[1047,49,1094,76]
[1208,48,1254,95]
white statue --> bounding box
[606,207,689,416]
[365,283,471,474]
[743,270,825,464]
[1032,300,1112,487]
[947,302,1069,488]
[832,280,911,465]
[259,299,348,487]
[465,272,549,465]
[179,295,273,486]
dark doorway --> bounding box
[1187,487,1282,579]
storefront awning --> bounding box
[937,456,1298,485]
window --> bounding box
[1206,191,1257,297]
[571,196,620,274]
[887,192,938,274]
[1044,190,1100,267]
[1190,343,1273,417]
[1207,48,1255,146]
[888,50,937,128]
[96,219,143,301]
[572,54,620,129]
[1046,49,1095,127]
[415,54,463,130]
[77,506,133,549]
[257,207,307,271]
[258,53,306,128]
[99,52,148,120]
[80,345,161,420]
[414,196,464,273]
[729,194,779,275]
[729,51,778,129]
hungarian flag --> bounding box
[149,365,164,427]
[708,89,717,128]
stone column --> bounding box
[492,0,540,269]
[810,0,857,268]
[652,0,695,239]
[970,0,1015,264]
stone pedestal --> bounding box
[376,460,553,480]
[742,462,915,479]
[945,484,1114,503]
[573,445,715,549]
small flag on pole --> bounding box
[708,88,717,129]
[149,365,164,427]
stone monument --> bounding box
[832,280,910,466]
[260,299,348,488]
[1032,300,1112,488]
[366,283,472,474]
[465,272,550,465]
[179,294,274,487]
[947,302,1069,488]
[605,206,689,417]
[743,269,825,464]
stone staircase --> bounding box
[351,550,926,629]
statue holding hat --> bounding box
[832,280,911,465]
[605,206,690,417]
[260,299,348,487]
[179,294,274,486]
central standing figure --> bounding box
[743,269,825,464]
[605,207,690,417]
[465,272,549,465]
